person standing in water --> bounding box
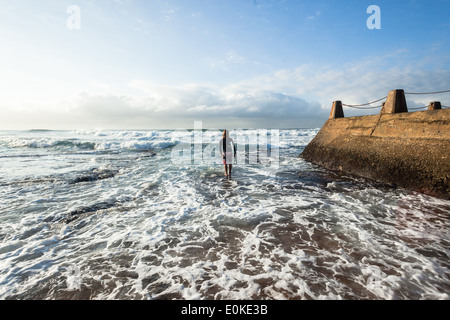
[219,130,236,178]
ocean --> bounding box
[0,128,448,300]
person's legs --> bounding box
[228,164,232,178]
[224,164,228,177]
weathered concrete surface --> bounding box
[428,101,442,111]
[381,89,408,114]
[300,109,450,199]
[330,101,344,119]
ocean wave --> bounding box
[0,129,320,154]
[0,128,449,300]
[0,137,95,150]
[0,136,176,152]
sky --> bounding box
[0,0,449,130]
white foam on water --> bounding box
[0,128,448,300]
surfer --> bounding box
[219,130,236,178]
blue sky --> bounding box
[0,0,449,129]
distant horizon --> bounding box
[0,126,322,131]
[1,0,449,130]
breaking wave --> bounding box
[0,128,448,300]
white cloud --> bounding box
[113,0,128,5]
[306,11,321,20]
[231,53,450,116]
[1,52,449,130]
[209,50,249,71]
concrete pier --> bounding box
[428,101,442,111]
[329,101,344,119]
[381,89,408,114]
[301,103,450,199]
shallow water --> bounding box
[0,129,448,300]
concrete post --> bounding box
[428,101,442,111]
[330,101,344,119]
[381,89,408,114]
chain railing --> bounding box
[340,89,449,111]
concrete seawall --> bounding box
[300,108,450,199]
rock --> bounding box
[300,109,450,199]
